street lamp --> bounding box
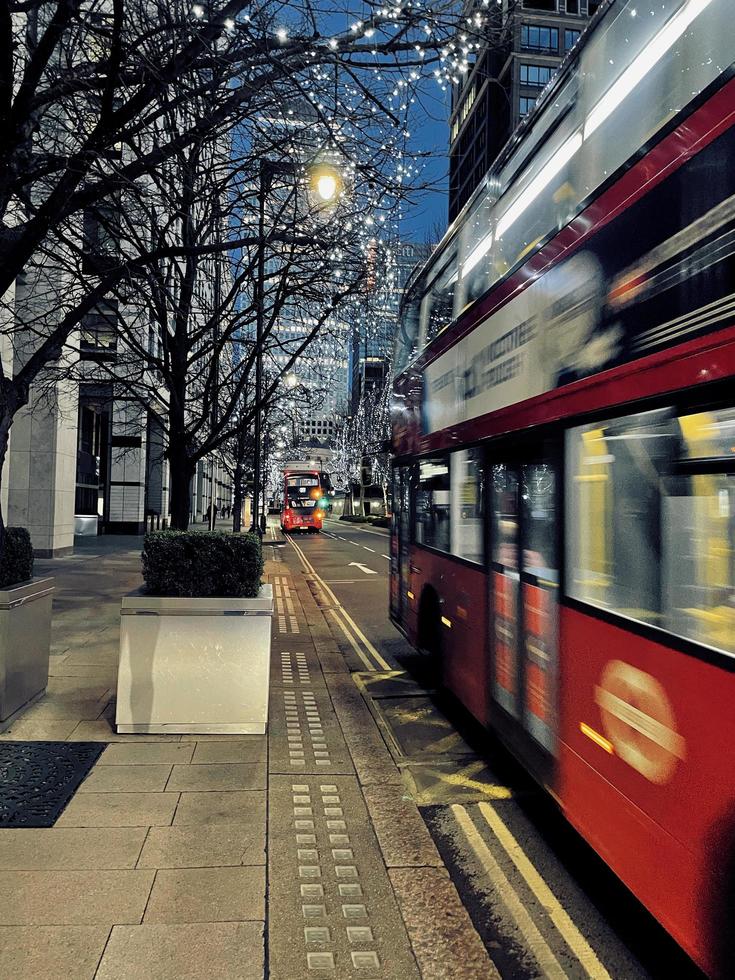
[249,157,342,537]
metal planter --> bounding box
[0,577,54,730]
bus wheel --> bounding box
[418,588,443,685]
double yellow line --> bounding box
[452,803,613,979]
[285,534,391,672]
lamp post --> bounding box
[249,158,342,536]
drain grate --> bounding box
[0,741,106,827]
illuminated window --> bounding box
[567,406,735,657]
[450,448,484,563]
[415,457,450,553]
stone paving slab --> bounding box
[388,867,501,980]
[95,921,264,980]
[268,774,421,980]
[324,673,402,787]
[0,828,147,870]
[55,792,179,827]
[361,785,444,870]
[165,762,266,793]
[99,743,194,765]
[143,866,265,923]
[79,763,172,793]
[0,925,110,980]
[138,824,265,869]
[172,791,266,827]
[0,869,154,925]
[269,688,355,776]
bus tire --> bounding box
[418,588,443,684]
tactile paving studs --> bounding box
[304,927,331,944]
[347,927,374,943]
[307,952,334,970]
[352,951,380,970]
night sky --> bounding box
[399,86,451,246]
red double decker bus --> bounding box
[280,469,328,533]
[390,1,735,974]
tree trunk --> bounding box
[0,409,11,561]
[232,461,243,533]
[169,453,195,531]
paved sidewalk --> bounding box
[0,533,496,979]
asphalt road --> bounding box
[281,518,705,980]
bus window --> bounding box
[566,409,674,624]
[663,409,735,656]
[415,457,450,553]
[394,290,422,375]
[450,448,483,563]
[424,257,457,347]
[491,463,520,717]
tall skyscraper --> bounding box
[449,0,594,222]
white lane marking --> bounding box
[324,519,389,540]
[348,562,377,576]
[477,802,613,980]
[362,547,375,553]
[286,535,391,671]
[381,554,390,560]
[452,805,567,979]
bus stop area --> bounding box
[0,531,494,980]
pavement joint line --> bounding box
[452,804,567,979]
[476,802,613,980]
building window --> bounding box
[522,0,557,10]
[521,24,559,53]
[81,302,118,357]
[520,63,554,87]
[415,457,450,553]
[564,29,581,51]
[588,0,601,14]
[566,0,580,12]
[519,96,537,116]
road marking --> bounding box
[381,554,390,560]
[452,805,567,979]
[324,520,389,540]
[285,535,391,671]
[477,802,613,979]
[328,609,375,672]
[348,562,377,576]
[362,546,376,553]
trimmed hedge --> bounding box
[367,516,391,529]
[142,530,263,598]
[339,515,367,523]
[0,527,34,588]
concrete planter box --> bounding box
[0,577,54,731]
[116,584,273,734]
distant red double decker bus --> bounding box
[280,470,327,533]
[390,2,735,975]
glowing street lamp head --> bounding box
[284,371,298,388]
[316,173,337,201]
[309,164,342,204]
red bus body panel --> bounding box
[390,74,735,976]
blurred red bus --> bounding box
[390,1,735,974]
[280,470,327,533]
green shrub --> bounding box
[142,530,263,598]
[367,516,391,529]
[339,514,367,523]
[0,527,34,588]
